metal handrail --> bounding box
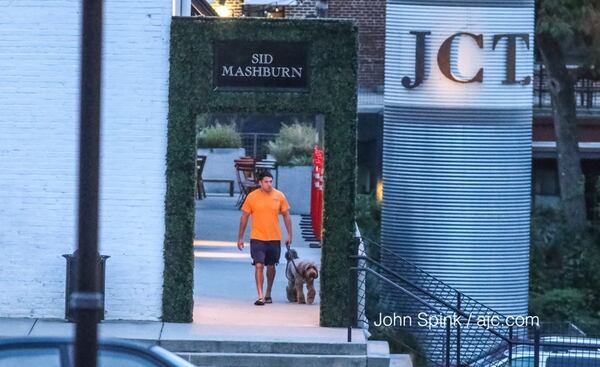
[350,229,600,367]
[359,234,510,322]
[348,267,445,367]
[350,255,510,343]
[350,229,516,366]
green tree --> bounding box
[536,0,600,230]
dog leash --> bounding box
[285,243,300,281]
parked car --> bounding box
[0,337,196,367]
[490,350,600,367]
[488,338,600,367]
[471,337,600,367]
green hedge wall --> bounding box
[164,17,357,326]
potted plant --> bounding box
[267,123,318,215]
[197,122,245,194]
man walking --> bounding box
[237,171,292,305]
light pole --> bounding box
[75,1,103,366]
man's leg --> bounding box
[255,263,265,300]
[265,265,276,299]
[264,241,281,301]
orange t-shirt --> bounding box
[241,188,290,241]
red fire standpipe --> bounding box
[310,146,324,241]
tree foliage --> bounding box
[535,0,600,230]
[537,0,600,72]
[530,207,600,334]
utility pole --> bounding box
[75,1,103,367]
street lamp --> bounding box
[214,0,232,17]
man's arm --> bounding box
[282,210,293,247]
[237,211,250,250]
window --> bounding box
[547,356,600,367]
[533,160,559,196]
[98,350,164,367]
[511,357,535,367]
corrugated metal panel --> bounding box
[383,3,534,316]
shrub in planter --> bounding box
[197,123,242,149]
[267,123,317,166]
[196,123,244,193]
[268,123,318,215]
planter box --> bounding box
[277,165,312,215]
[197,148,245,193]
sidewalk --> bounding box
[0,196,347,345]
[193,195,321,327]
[0,318,364,344]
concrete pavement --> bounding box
[0,317,365,344]
[193,195,321,327]
[0,195,403,366]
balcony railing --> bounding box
[240,133,278,159]
[534,64,600,110]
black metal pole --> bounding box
[347,268,355,342]
[508,325,513,365]
[538,64,543,107]
[456,292,461,367]
[445,321,451,367]
[533,325,540,367]
[75,1,103,367]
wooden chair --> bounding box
[196,155,207,200]
[235,158,259,208]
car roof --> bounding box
[0,336,155,352]
[510,351,600,358]
[542,336,600,347]
[0,336,197,367]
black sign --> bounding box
[214,41,308,91]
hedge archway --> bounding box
[164,17,357,326]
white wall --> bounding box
[0,0,172,320]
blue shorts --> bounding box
[250,239,281,266]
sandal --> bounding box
[264,297,272,304]
[254,298,265,306]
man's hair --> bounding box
[257,171,273,182]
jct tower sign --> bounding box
[383,0,534,321]
[403,31,531,88]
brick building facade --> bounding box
[328,0,385,91]
[286,0,319,18]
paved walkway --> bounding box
[193,195,322,328]
[0,317,365,345]
[0,196,347,346]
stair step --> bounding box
[367,341,391,367]
[159,340,366,355]
[389,354,413,367]
[177,352,367,367]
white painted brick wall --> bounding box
[0,0,172,320]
